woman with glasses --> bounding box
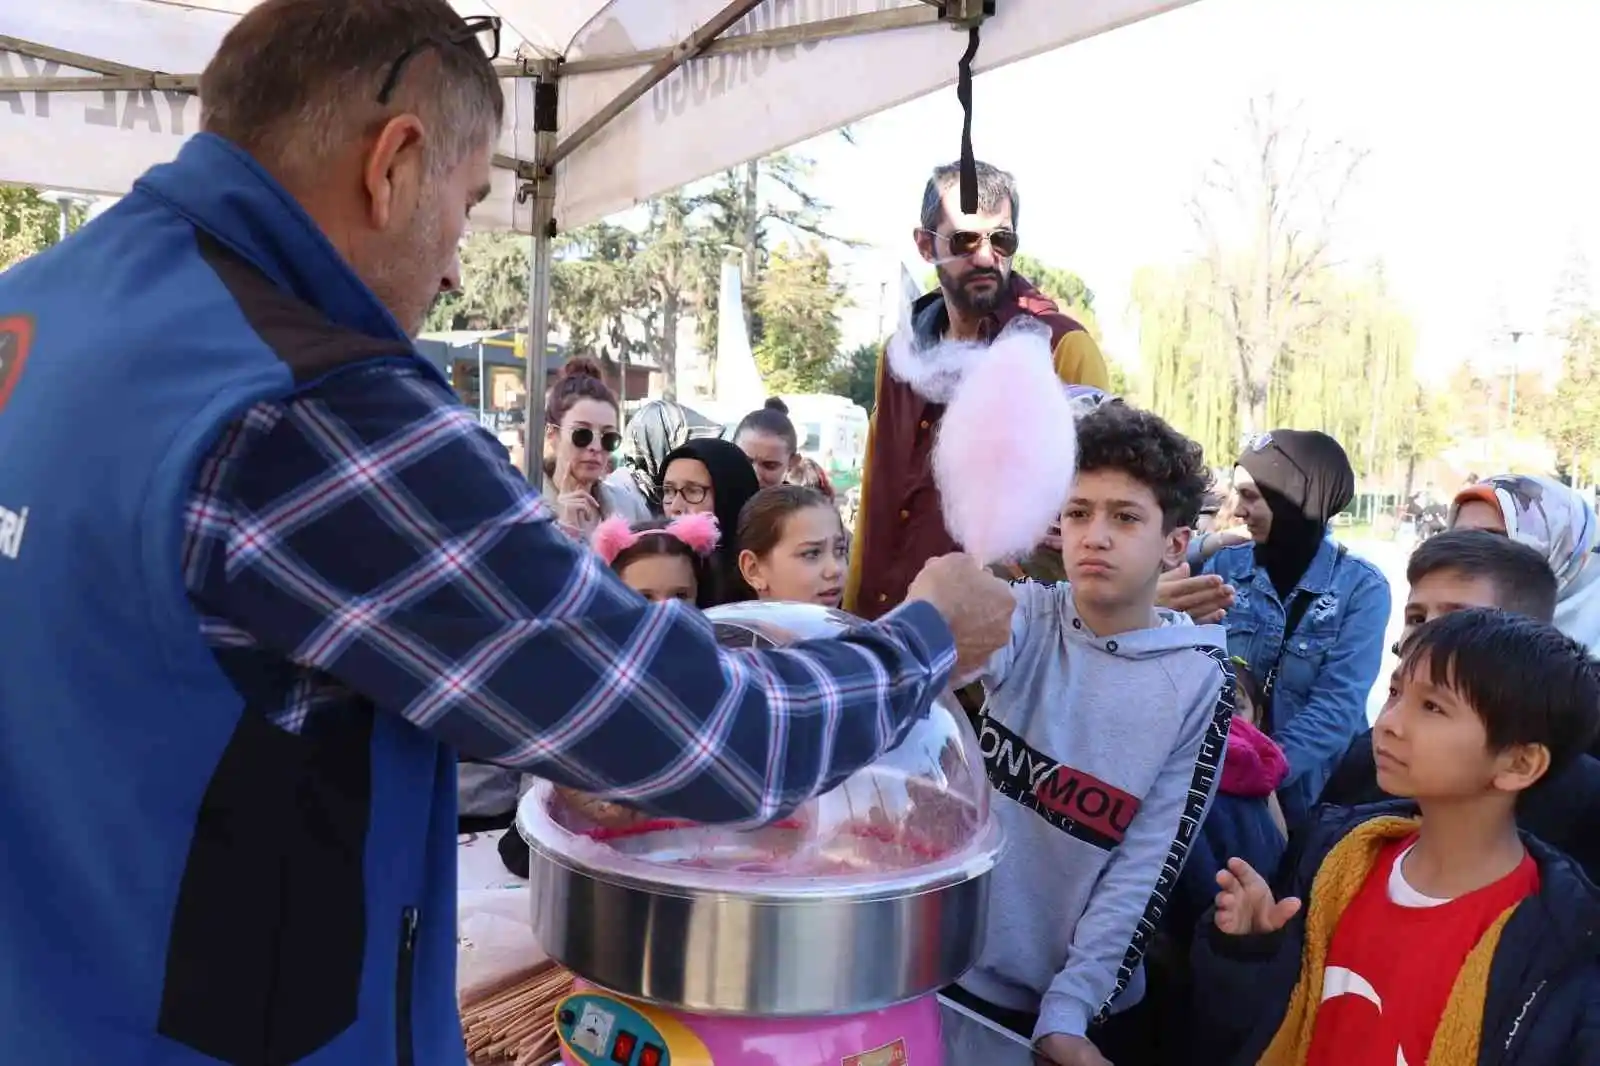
[659,437,762,605]
[541,357,649,539]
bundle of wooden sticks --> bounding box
[462,961,574,1066]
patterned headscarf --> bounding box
[1451,474,1599,596]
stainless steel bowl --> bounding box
[521,815,993,1016]
[516,601,1003,1016]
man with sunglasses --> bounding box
[846,161,1111,619]
[0,2,1018,1063]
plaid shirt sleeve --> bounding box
[182,363,957,825]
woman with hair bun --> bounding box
[734,396,800,488]
[541,357,648,538]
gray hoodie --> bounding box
[957,581,1232,1044]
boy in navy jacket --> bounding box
[1192,610,1600,1066]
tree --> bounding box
[636,193,697,398]
[1188,95,1367,434]
[1128,258,1425,478]
[1543,313,1600,486]
[829,342,879,410]
[1,185,84,269]
[692,151,858,356]
[753,242,846,394]
[1105,359,1136,398]
[548,222,656,377]
[1012,253,1100,338]
[1396,383,1452,501]
[424,232,530,332]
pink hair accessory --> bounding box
[590,513,721,565]
[665,511,721,556]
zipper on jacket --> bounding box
[397,906,419,1066]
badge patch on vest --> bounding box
[0,315,35,416]
[978,713,1141,851]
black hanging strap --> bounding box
[956,25,981,213]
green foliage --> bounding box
[829,342,880,410]
[1542,313,1600,483]
[424,232,530,332]
[691,153,855,356]
[1105,359,1136,398]
[1128,260,1424,476]
[1013,253,1099,338]
[435,150,852,400]
[1,185,85,269]
[753,243,846,394]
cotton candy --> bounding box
[932,318,1078,565]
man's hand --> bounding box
[1156,563,1235,624]
[1035,1033,1113,1066]
[1213,857,1302,936]
[905,553,1015,678]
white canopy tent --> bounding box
[0,0,1195,468]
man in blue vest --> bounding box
[0,2,1015,1062]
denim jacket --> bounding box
[1204,538,1391,826]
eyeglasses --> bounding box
[920,227,1020,258]
[569,427,622,453]
[377,15,502,106]
[661,483,711,505]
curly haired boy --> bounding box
[945,401,1235,1066]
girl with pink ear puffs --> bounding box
[591,513,720,609]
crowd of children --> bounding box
[505,356,1600,1066]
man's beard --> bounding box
[938,264,1008,317]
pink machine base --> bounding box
[557,980,940,1066]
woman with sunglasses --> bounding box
[541,357,649,539]
[658,437,762,605]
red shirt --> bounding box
[1307,835,1538,1066]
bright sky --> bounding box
[797,0,1600,382]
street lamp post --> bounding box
[1507,329,1527,426]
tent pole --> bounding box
[520,72,559,481]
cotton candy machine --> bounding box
[516,601,1003,1066]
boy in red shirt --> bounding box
[1192,608,1600,1066]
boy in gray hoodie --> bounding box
[947,402,1234,1066]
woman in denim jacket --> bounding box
[1204,430,1391,829]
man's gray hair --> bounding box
[200,0,503,181]
[919,161,1021,232]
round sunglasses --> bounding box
[568,426,621,453]
[920,227,1020,258]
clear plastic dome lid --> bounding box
[518,601,1001,899]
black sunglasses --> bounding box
[377,15,502,105]
[570,427,622,453]
[921,227,1020,258]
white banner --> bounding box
[0,0,1193,232]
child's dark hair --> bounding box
[734,397,799,455]
[609,519,715,609]
[1074,402,1210,531]
[1400,608,1600,780]
[737,484,837,558]
[545,356,617,428]
[1406,530,1558,624]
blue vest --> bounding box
[0,134,466,1065]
